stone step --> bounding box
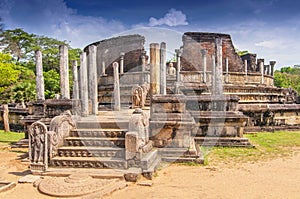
[51,156,127,169]
[141,149,159,170]
[161,157,204,164]
[76,120,128,129]
[194,137,253,147]
[70,129,127,138]
[57,147,125,158]
[65,137,125,148]
[142,155,162,180]
[44,168,125,180]
[11,139,29,148]
[159,148,199,158]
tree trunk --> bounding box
[3,104,10,132]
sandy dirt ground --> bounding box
[0,147,299,199]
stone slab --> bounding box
[18,175,41,183]
[138,181,153,187]
[38,174,126,198]
[0,181,16,193]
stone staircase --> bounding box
[50,112,161,179]
[51,119,128,169]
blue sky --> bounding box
[1,0,300,68]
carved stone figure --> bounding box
[29,121,48,172]
[29,122,47,163]
[167,63,176,76]
[132,86,143,108]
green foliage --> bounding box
[202,131,300,166]
[274,66,300,94]
[10,82,36,103]
[0,28,82,102]
[44,70,60,99]
[235,48,249,56]
[0,130,25,145]
[0,28,36,62]
[237,50,249,56]
[0,53,21,103]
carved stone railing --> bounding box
[179,71,274,86]
[48,111,76,160]
[28,111,75,173]
[125,108,153,167]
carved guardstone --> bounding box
[29,121,48,173]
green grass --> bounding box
[202,131,300,166]
[0,130,25,145]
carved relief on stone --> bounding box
[132,86,142,108]
[126,108,150,161]
[132,84,149,109]
[167,63,176,76]
[48,111,76,160]
[29,121,48,171]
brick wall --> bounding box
[181,32,244,72]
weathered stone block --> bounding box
[125,131,138,160]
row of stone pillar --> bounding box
[35,45,98,117]
[150,42,169,95]
[200,48,276,86]
[150,42,183,95]
[200,38,223,95]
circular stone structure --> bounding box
[38,173,126,197]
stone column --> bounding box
[102,61,106,76]
[3,104,10,132]
[80,52,89,117]
[201,49,207,83]
[59,45,70,99]
[72,60,80,115]
[113,62,121,111]
[211,54,216,95]
[266,65,270,75]
[141,51,146,72]
[150,43,160,96]
[215,37,223,95]
[258,59,264,84]
[244,59,248,82]
[35,50,45,100]
[270,61,276,76]
[88,45,98,115]
[225,57,229,83]
[72,60,79,100]
[160,42,167,95]
[120,52,125,74]
[175,48,182,83]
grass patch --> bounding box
[0,130,25,145]
[202,131,300,166]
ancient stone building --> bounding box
[25,32,300,185]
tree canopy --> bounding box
[274,66,300,94]
[0,28,82,103]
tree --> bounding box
[43,70,60,99]
[0,28,82,102]
[0,53,20,103]
[10,82,36,103]
[0,28,36,62]
[274,66,300,94]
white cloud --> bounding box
[255,40,283,48]
[148,8,188,27]
[0,0,126,49]
[207,20,300,68]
